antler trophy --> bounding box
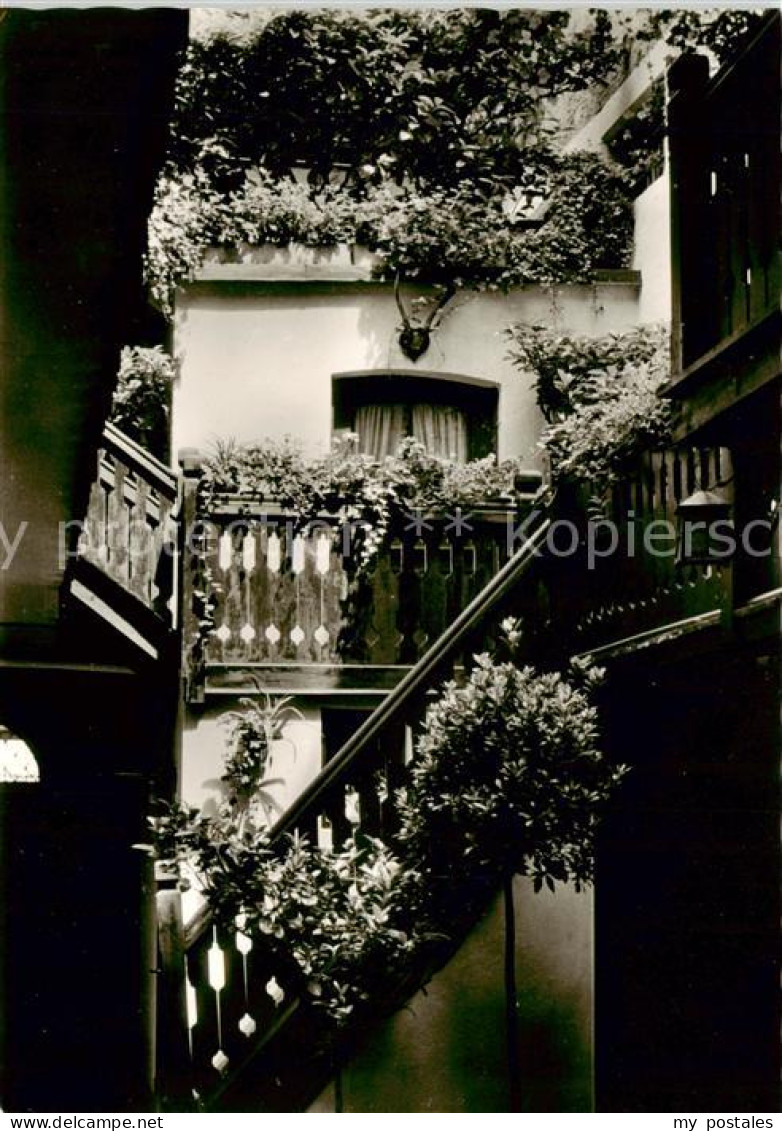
[394,274,455,362]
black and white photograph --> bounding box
[0,2,779,1116]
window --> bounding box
[333,372,498,462]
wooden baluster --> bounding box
[323,525,345,663]
[416,524,450,657]
[259,522,282,661]
[239,525,259,659]
[396,531,422,664]
[152,493,176,623]
[278,522,300,662]
[361,544,401,664]
[321,786,352,851]
[186,935,220,1096]
[132,473,152,600]
[214,923,246,1066]
[378,716,409,840]
[83,452,105,566]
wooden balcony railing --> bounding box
[550,444,734,655]
[183,493,522,699]
[79,422,179,624]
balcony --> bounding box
[183,492,522,700]
[668,14,780,435]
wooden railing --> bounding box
[669,15,780,374]
[80,422,179,623]
[155,501,554,1110]
[156,444,737,1108]
[555,444,734,654]
[184,494,520,698]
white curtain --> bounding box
[356,401,468,462]
[355,404,407,459]
[412,403,468,462]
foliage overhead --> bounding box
[147,7,767,314]
[147,148,633,316]
[199,434,523,570]
[168,9,624,193]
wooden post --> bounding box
[179,449,206,704]
[154,866,194,1110]
[504,874,522,1113]
[667,52,711,377]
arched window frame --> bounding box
[331,370,499,462]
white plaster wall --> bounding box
[173,268,645,468]
[181,702,322,819]
[632,173,672,325]
[310,879,593,1112]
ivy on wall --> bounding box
[145,9,639,316]
[146,8,765,317]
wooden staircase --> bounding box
[154,499,555,1111]
[64,422,181,664]
[153,434,738,1111]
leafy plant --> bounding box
[508,322,668,422]
[507,322,672,494]
[168,10,625,194]
[397,649,624,903]
[148,634,626,1041]
[109,345,175,459]
[218,692,302,833]
[198,434,522,574]
[537,361,672,496]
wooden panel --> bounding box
[196,509,514,682]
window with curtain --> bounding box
[355,402,468,461]
[333,373,498,463]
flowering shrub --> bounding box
[109,345,175,459]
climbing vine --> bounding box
[145,8,640,315]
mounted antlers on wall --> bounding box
[394,274,456,362]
